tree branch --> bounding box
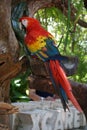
[27,0,87,28]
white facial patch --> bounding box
[21,19,28,27]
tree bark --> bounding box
[0,0,29,129]
[0,0,16,128]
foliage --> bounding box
[10,69,30,102]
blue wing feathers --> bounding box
[45,38,59,55]
[37,38,69,62]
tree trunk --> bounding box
[0,0,29,129]
[0,0,17,128]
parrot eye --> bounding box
[21,19,28,27]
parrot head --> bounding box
[19,17,40,30]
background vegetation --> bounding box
[10,0,87,102]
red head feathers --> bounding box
[19,17,41,30]
[19,17,51,39]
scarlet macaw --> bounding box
[19,17,82,112]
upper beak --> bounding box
[19,22,22,30]
[19,21,26,33]
[19,18,23,30]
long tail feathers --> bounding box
[49,60,83,113]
